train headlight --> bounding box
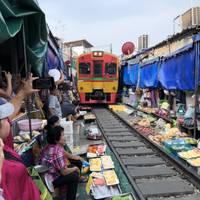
[112,87,116,91]
[80,87,83,91]
[98,52,103,56]
[93,51,103,57]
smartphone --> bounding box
[33,77,55,89]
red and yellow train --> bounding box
[76,51,119,104]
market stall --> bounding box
[121,33,200,139]
[109,104,200,174]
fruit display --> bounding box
[178,149,200,160]
[90,172,104,179]
[147,115,157,123]
[87,146,98,153]
[137,119,150,127]
[86,126,102,140]
[140,107,155,114]
[158,128,182,142]
[155,118,167,129]
[103,170,119,186]
[84,113,96,120]
[187,157,200,167]
[14,131,41,153]
[97,145,106,155]
[171,145,194,152]
[87,145,106,155]
[183,137,197,145]
[148,135,163,146]
[101,156,114,169]
[93,178,106,186]
[14,142,29,153]
[155,108,170,118]
[89,158,102,171]
[109,105,126,112]
[128,118,141,126]
[135,126,156,136]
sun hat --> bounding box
[48,69,61,82]
[0,98,14,119]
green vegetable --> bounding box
[112,195,133,200]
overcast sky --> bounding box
[38,0,200,55]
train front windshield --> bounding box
[105,63,117,76]
[93,61,103,77]
[79,62,91,76]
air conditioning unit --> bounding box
[181,7,200,30]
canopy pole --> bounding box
[22,22,33,139]
[194,40,200,139]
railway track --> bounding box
[93,108,200,200]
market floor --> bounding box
[74,118,135,200]
[74,120,104,200]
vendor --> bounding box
[45,116,84,168]
[0,96,40,199]
[40,126,79,200]
[48,87,62,118]
[59,82,80,119]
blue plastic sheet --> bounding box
[123,66,131,85]
[193,33,200,42]
[123,64,139,86]
[139,62,158,88]
[47,47,60,70]
[159,58,177,90]
[129,64,139,86]
[176,48,195,90]
[159,48,195,90]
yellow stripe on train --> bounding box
[77,81,118,93]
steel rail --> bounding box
[109,108,200,190]
[93,107,200,200]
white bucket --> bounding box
[197,120,200,131]
[64,134,73,151]
[60,120,73,151]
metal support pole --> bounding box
[173,15,180,35]
[22,23,33,139]
[194,41,200,139]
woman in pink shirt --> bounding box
[0,98,40,199]
[40,126,79,200]
[0,75,40,200]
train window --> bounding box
[79,63,90,74]
[105,63,117,75]
[93,61,102,77]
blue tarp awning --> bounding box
[159,47,195,90]
[123,64,139,86]
[123,65,131,85]
[139,61,159,88]
[193,33,200,42]
[159,57,177,90]
[121,40,199,91]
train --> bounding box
[76,51,119,104]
